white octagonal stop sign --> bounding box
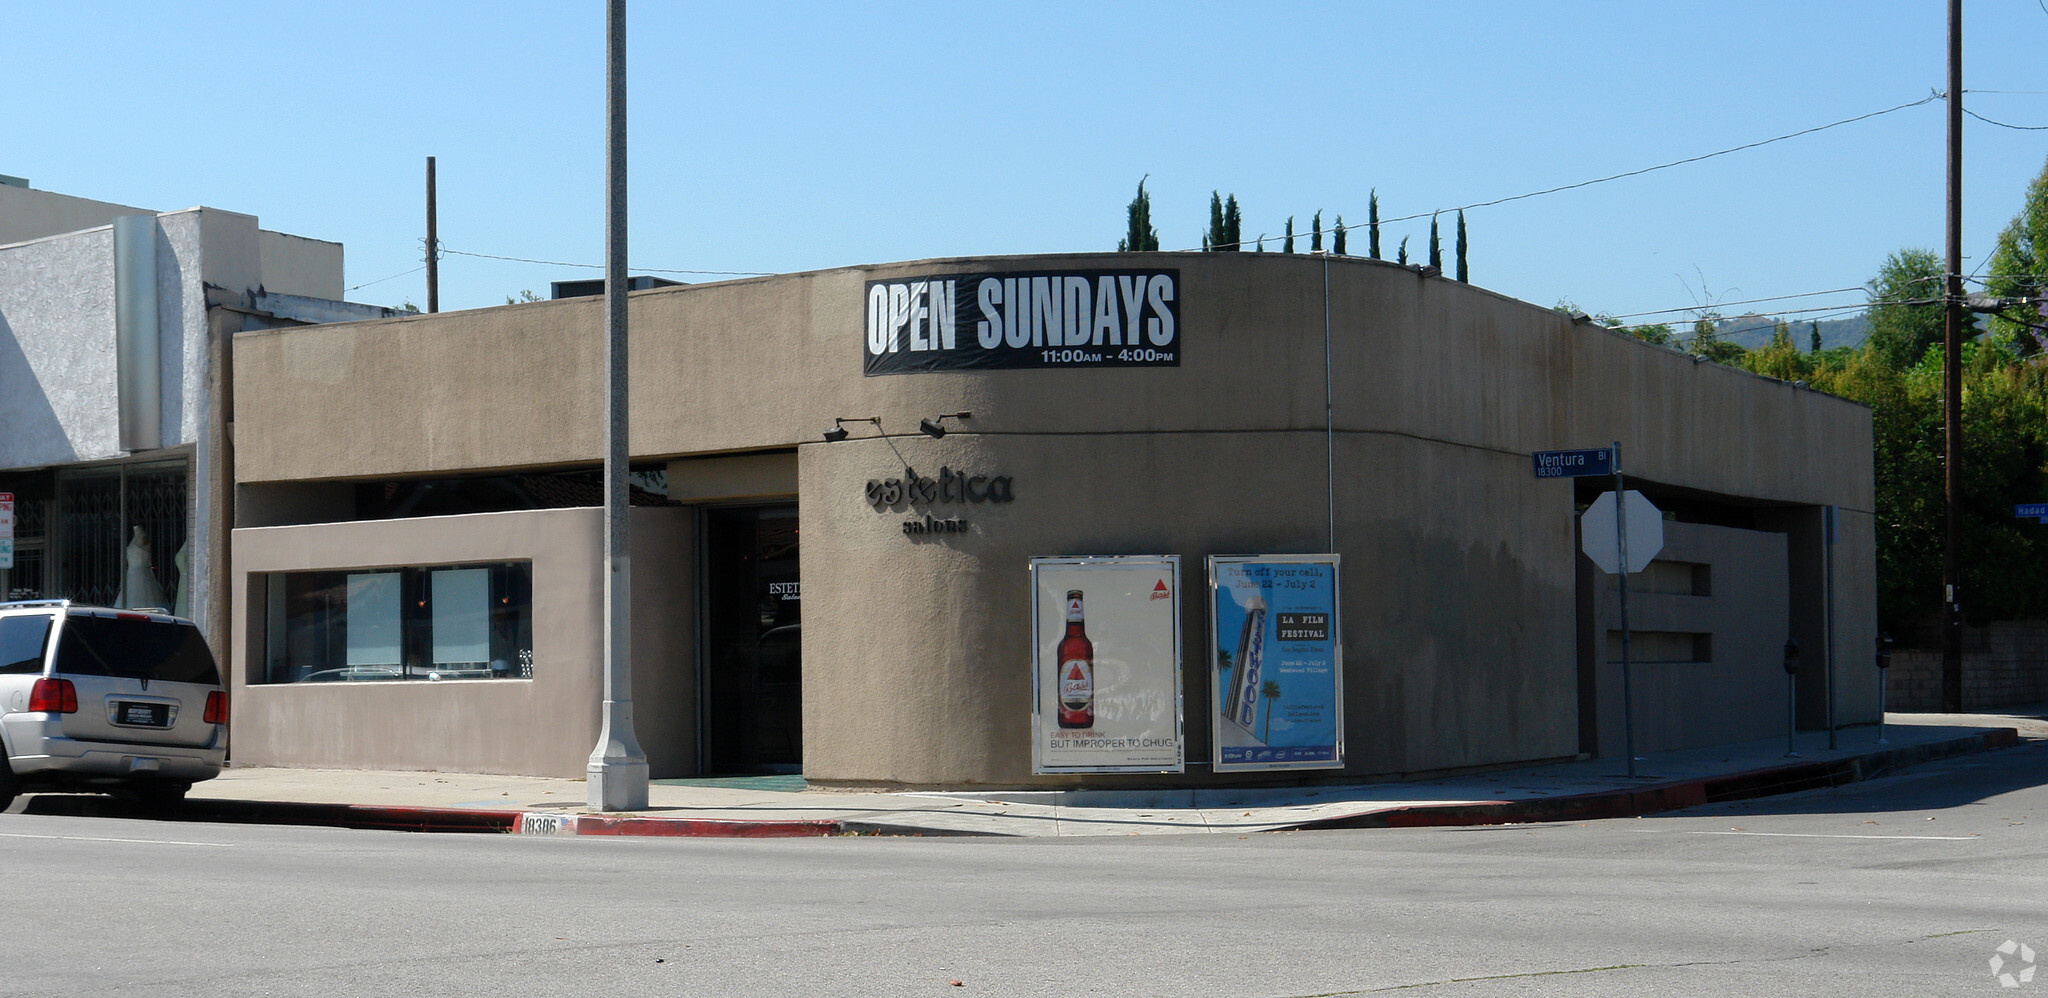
[1581,490,1662,574]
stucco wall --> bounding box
[256,230,344,300]
[228,252,1876,786]
[228,506,694,778]
[1585,521,1790,756]
[0,185,149,248]
[0,226,122,466]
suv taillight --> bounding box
[204,691,227,725]
[30,678,78,714]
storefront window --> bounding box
[260,562,532,684]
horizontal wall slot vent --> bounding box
[1610,560,1710,596]
[1606,630,1712,664]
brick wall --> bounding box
[1886,621,2048,710]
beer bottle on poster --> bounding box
[1057,589,1094,728]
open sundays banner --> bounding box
[865,269,1179,375]
[1030,556,1184,774]
[1210,555,1343,772]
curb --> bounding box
[50,727,2021,839]
[517,812,845,838]
[1292,728,2023,831]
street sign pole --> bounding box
[1612,440,1637,778]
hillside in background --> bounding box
[1712,312,1868,351]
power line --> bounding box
[1603,286,1869,321]
[347,265,425,292]
[1179,92,1945,251]
[441,247,770,277]
[1963,107,2048,130]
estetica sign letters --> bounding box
[867,467,1015,508]
[864,269,1179,375]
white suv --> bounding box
[0,601,227,810]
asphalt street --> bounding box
[6,740,2044,997]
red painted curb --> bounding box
[569,815,846,837]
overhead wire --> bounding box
[440,247,770,277]
[1963,107,2048,130]
[1178,92,1946,252]
[347,265,425,292]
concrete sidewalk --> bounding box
[70,708,2048,838]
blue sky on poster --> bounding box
[6,2,2046,322]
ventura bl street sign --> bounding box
[1532,448,1613,479]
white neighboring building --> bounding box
[0,176,396,648]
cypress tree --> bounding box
[1368,190,1381,260]
[1428,214,1442,270]
[1223,195,1242,252]
[1455,210,1468,282]
[1118,176,1158,251]
[1397,236,1409,265]
[1311,210,1323,252]
[1333,215,1347,255]
[1810,322,1822,353]
[1207,192,1225,252]
[1283,216,1295,253]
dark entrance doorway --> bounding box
[702,504,801,774]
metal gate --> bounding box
[53,461,188,609]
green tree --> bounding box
[1810,322,1822,353]
[1206,191,1225,252]
[1332,215,1347,255]
[1986,154,2048,353]
[1622,322,1676,346]
[1396,236,1409,266]
[1739,319,1809,382]
[1689,314,1745,364]
[1311,210,1323,252]
[1367,190,1381,260]
[1259,680,1281,742]
[1283,216,1295,253]
[1117,176,1159,251]
[1863,248,1954,370]
[1223,195,1242,252]
[1455,210,1468,282]
[1428,214,1442,271]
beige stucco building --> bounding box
[0,179,393,657]
[225,251,1876,788]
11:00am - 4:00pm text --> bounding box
[1043,348,1175,364]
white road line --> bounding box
[0,831,233,848]
[1682,830,1979,841]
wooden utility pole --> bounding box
[1941,0,1964,711]
[425,156,440,313]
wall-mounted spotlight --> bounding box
[1415,264,1441,279]
[919,411,972,439]
[822,416,879,442]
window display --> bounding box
[259,562,532,684]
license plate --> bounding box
[115,702,169,727]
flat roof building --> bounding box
[0,180,394,655]
[225,251,1875,787]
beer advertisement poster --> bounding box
[1208,555,1344,772]
[1029,556,1184,774]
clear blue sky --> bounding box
[7,2,2046,324]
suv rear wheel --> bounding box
[0,757,17,813]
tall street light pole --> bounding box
[588,0,649,810]
[1941,0,1965,713]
